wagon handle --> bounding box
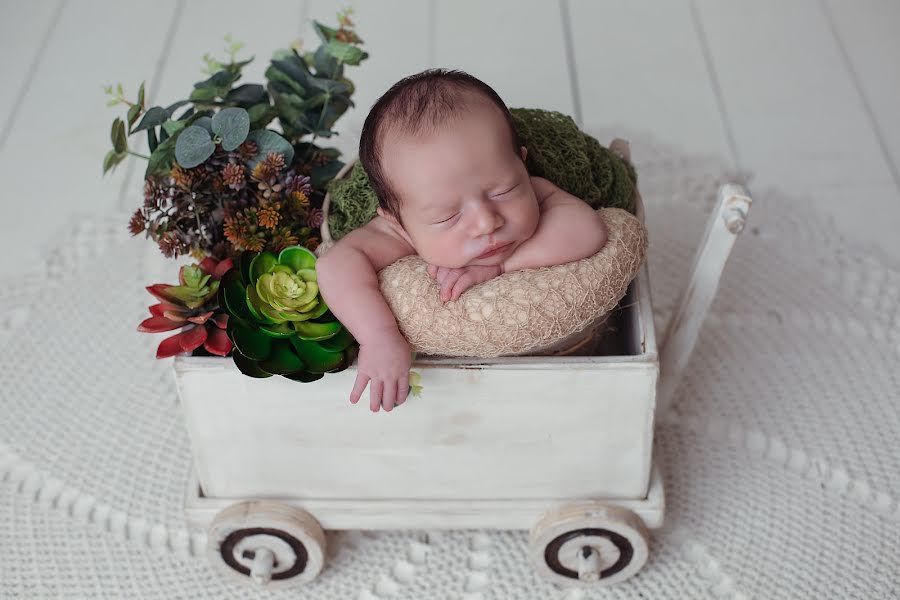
[656,183,753,415]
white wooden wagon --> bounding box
[167,145,753,589]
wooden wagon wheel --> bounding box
[529,501,650,586]
[207,501,326,589]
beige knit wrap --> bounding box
[376,207,647,357]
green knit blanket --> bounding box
[326,108,637,240]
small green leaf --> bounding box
[174,125,215,168]
[126,104,141,132]
[145,135,177,178]
[137,81,145,107]
[246,130,294,168]
[292,320,341,341]
[225,83,267,106]
[102,149,125,175]
[247,103,276,129]
[324,40,364,65]
[111,118,127,153]
[147,128,158,153]
[133,106,169,132]
[211,107,250,151]
[312,21,338,44]
[318,327,355,352]
[162,119,185,135]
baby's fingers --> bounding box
[369,379,384,413]
[396,373,409,407]
[450,272,477,301]
[350,371,369,405]
[441,271,465,302]
[427,264,438,279]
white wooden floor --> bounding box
[1,0,898,282]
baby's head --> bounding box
[359,69,539,269]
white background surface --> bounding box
[0,0,898,280]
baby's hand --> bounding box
[427,264,503,302]
[350,330,412,413]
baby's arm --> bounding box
[315,218,416,412]
[502,177,608,273]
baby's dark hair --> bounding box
[358,68,521,224]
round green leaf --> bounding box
[278,246,316,272]
[212,107,250,151]
[175,125,215,168]
[246,129,294,168]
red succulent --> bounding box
[137,256,235,358]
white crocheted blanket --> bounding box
[2,130,898,599]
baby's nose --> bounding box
[470,201,503,235]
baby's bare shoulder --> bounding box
[334,216,416,271]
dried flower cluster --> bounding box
[129,142,323,260]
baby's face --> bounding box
[377,102,539,269]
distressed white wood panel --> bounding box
[120,0,304,207]
[305,0,431,160]
[0,0,178,281]
[569,0,733,163]
[695,0,900,258]
[184,464,666,530]
[0,0,61,131]
[433,0,574,115]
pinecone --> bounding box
[128,209,146,236]
[307,207,324,229]
[221,163,245,190]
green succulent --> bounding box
[218,245,357,381]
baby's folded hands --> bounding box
[426,264,503,302]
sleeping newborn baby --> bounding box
[316,68,608,413]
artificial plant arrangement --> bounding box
[106,10,367,383]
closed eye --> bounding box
[433,212,459,225]
[493,184,518,197]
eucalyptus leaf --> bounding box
[162,119,185,135]
[307,77,349,95]
[313,45,341,79]
[225,84,267,106]
[211,107,250,151]
[133,106,169,133]
[111,118,127,153]
[193,116,213,134]
[137,81,145,108]
[147,128,158,153]
[310,158,344,189]
[246,130,294,168]
[175,125,215,168]
[165,100,190,117]
[312,21,338,44]
[265,64,307,96]
[102,149,125,175]
[126,104,141,132]
[247,103,276,129]
[324,40,365,65]
[145,135,178,178]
